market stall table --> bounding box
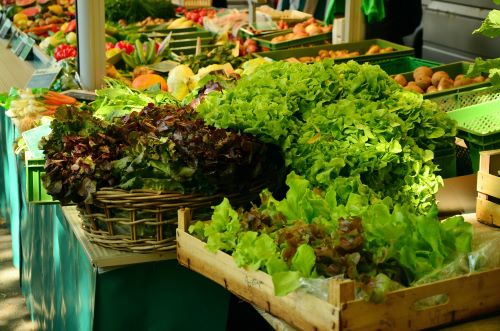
[20,204,231,330]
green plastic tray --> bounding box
[253,28,332,51]
[372,56,441,75]
[171,44,218,56]
[447,99,500,145]
[398,62,491,100]
[148,30,213,39]
[26,157,56,204]
[255,39,414,63]
[170,37,214,48]
[431,84,500,113]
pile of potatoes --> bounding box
[292,45,395,63]
[392,66,486,94]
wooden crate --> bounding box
[476,149,500,227]
[176,209,500,331]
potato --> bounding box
[413,66,433,81]
[379,47,394,53]
[416,76,432,90]
[473,76,486,83]
[404,83,424,94]
[454,74,465,81]
[427,85,438,93]
[393,74,408,87]
[431,71,450,87]
[437,77,454,91]
[453,77,474,87]
[366,45,381,55]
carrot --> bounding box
[44,91,77,104]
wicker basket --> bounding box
[80,183,268,253]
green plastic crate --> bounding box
[372,56,442,75]
[255,39,413,63]
[431,85,500,113]
[171,44,218,55]
[253,28,332,51]
[398,62,491,100]
[147,30,213,39]
[170,37,214,48]
[447,99,500,145]
[26,157,55,204]
[434,146,457,179]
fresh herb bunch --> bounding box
[181,44,253,74]
[113,104,285,194]
[105,0,176,24]
[41,106,125,205]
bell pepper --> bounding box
[65,19,77,33]
[54,44,77,61]
[115,41,134,55]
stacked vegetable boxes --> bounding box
[176,209,500,330]
[256,39,414,63]
[476,150,500,227]
[447,99,500,172]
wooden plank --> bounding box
[479,149,500,175]
[176,228,340,331]
[62,206,176,268]
[477,172,500,199]
[340,268,500,330]
[476,198,500,227]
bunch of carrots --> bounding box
[41,91,77,116]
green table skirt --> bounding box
[0,107,23,268]
[21,203,231,331]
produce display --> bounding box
[191,60,472,299]
[104,0,175,26]
[394,66,487,94]
[179,43,253,74]
[3,87,77,133]
[270,18,332,43]
[289,44,395,63]
[176,7,217,26]
[41,97,284,205]
[2,0,499,318]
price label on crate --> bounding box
[18,34,35,60]
[13,32,27,56]
[0,19,12,39]
[25,66,62,89]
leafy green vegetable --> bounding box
[473,9,500,38]
[198,60,456,213]
[91,79,179,122]
[41,106,124,204]
[190,172,474,299]
[466,57,500,85]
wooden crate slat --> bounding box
[476,197,500,227]
[339,268,500,330]
[477,171,500,199]
[176,229,340,331]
